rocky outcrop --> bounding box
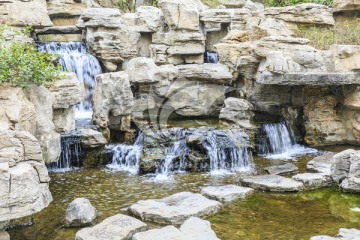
[334,0,360,12]
[0,130,52,222]
[264,4,334,26]
[78,129,108,149]
[331,149,360,193]
[0,0,53,28]
[201,185,254,203]
[132,217,219,240]
[64,198,97,227]
[93,72,133,131]
[307,153,335,176]
[241,175,304,192]
[75,214,147,240]
[128,192,222,225]
[292,173,333,189]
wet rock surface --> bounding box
[264,163,299,175]
[201,185,254,203]
[128,192,222,225]
[241,175,304,192]
[75,214,147,240]
[64,198,97,227]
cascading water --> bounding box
[204,50,219,64]
[154,129,189,181]
[36,42,102,118]
[48,133,82,172]
[107,132,144,175]
[203,129,254,175]
[258,122,317,159]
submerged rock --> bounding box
[75,214,147,240]
[132,217,219,240]
[241,175,304,192]
[201,185,254,203]
[64,198,97,227]
[264,163,299,175]
[128,192,222,225]
[331,149,360,193]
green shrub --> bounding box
[117,0,158,12]
[265,0,333,7]
[202,0,220,8]
[0,26,61,88]
[296,18,360,50]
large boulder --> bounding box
[49,73,85,109]
[132,217,219,240]
[0,231,10,240]
[93,72,134,129]
[64,198,97,227]
[307,153,335,176]
[292,173,333,189]
[331,149,360,193]
[75,214,147,240]
[219,97,254,129]
[122,6,163,33]
[331,45,360,72]
[158,0,202,31]
[219,0,246,8]
[0,0,53,28]
[241,175,304,192]
[201,185,254,203]
[47,0,89,18]
[0,130,52,222]
[128,192,222,225]
[78,129,108,149]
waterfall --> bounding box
[107,132,144,175]
[154,129,189,181]
[36,42,102,118]
[258,122,317,159]
[48,133,82,172]
[203,129,254,174]
[204,51,219,64]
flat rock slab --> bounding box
[128,192,222,225]
[132,217,219,240]
[201,185,254,203]
[241,175,304,192]
[75,214,147,240]
[307,153,335,176]
[292,173,333,189]
[264,163,299,175]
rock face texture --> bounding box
[132,217,220,240]
[334,0,360,12]
[128,192,222,225]
[331,149,360,193]
[0,130,52,222]
[310,228,360,240]
[0,0,53,28]
[64,198,97,227]
[75,214,147,240]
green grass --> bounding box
[296,18,360,50]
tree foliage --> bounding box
[265,0,333,7]
[0,26,61,88]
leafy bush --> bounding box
[265,0,333,7]
[202,0,220,8]
[117,0,158,12]
[0,26,61,88]
[296,18,360,50]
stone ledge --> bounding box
[257,72,360,86]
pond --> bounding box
[8,149,360,240]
